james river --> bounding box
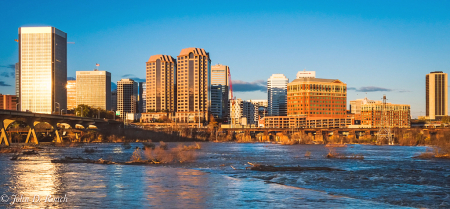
[0,143,449,208]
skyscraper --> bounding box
[267,74,288,116]
[426,71,448,120]
[76,70,111,110]
[142,82,146,113]
[176,48,211,123]
[211,64,229,120]
[19,27,67,114]
[66,80,77,110]
[117,79,137,119]
[146,55,176,114]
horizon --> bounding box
[1,0,450,118]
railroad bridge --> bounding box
[0,110,122,146]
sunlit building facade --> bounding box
[268,74,288,116]
[426,71,448,120]
[19,27,67,113]
[146,55,176,114]
[360,101,411,128]
[76,70,111,110]
[211,64,230,119]
[66,80,77,110]
[175,48,211,123]
[0,94,18,110]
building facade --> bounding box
[76,70,111,110]
[141,82,146,113]
[111,89,117,111]
[360,101,411,128]
[287,78,347,118]
[117,79,138,119]
[67,80,77,110]
[296,70,316,79]
[211,64,230,119]
[146,55,176,114]
[175,48,211,123]
[211,85,224,119]
[19,27,67,114]
[268,74,288,116]
[15,63,20,110]
[0,94,18,111]
[426,71,448,120]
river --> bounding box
[0,143,449,208]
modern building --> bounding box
[141,82,146,113]
[267,74,289,116]
[426,71,448,120]
[76,70,111,110]
[264,116,351,129]
[117,79,138,119]
[15,63,20,110]
[211,84,224,119]
[359,100,411,128]
[287,77,347,118]
[349,97,375,114]
[211,64,230,119]
[66,80,77,110]
[175,48,211,123]
[296,70,316,79]
[19,27,67,114]
[229,99,243,126]
[146,55,176,114]
[0,94,18,111]
[243,100,258,125]
[111,89,117,111]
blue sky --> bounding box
[1,0,449,118]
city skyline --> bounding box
[1,1,450,118]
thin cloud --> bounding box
[0,65,15,69]
[121,74,145,82]
[67,77,76,80]
[122,74,134,78]
[0,81,11,86]
[0,72,10,78]
[348,86,392,92]
[232,80,266,92]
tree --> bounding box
[441,116,450,124]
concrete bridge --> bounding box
[0,110,122,146]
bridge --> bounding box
[0,109,122,146]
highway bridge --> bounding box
[0,110,122,146]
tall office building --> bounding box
[76,70,111,110]
[211,64,229,119]
[176,48,211,123]
[287,77,347,118]
[111,89,117,111]
[146,55,176,114]
[142,82,146,113]
[67,80,77,110]
[117,79,138,119]
[210,85,224,119]
[19,27,67,114]
[267,74,288,116]
[426,71,448,120]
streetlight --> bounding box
[61,109,65,115]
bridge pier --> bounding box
[0,118,14,146]
[47,120,63,143]
[24,119,39,145]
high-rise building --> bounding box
[426,71,448,120]
[117,79,138,119]
[267,74,288,116]
[111,89,117,111]
[287,77,347,118]
[211,64,230,119]
[19,27,67,114]
[210,85,224,119]
[66,80,77,110]
[243,100,258,125]
[146,55,176,114]
[229,99,243,126]
[175,48,211,123]
[76,70,111,110]
[0,94,18,111]
[138,82,144,113]
[142,82,146,113]
[15,63,20,110]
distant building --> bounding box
[146,55,176,114]
[358,100,410,128]
[426,71,448,120]
[250,100,268,108]
[117,79,138,119]
[264,116,351,129]
[0,94,18,110]
[67,80,77,110]
[243,101,258,125]
[349,97,375,114]
[76,70,111,110]
[296,70,316,78]
[267,74,289,116]
[142,83,146,113]
[287,77,347,118]
[211,85,224,119]
[111,89,117,111]
[229,99,258,126]
[15,63,20,110]
[19,26,67,114]
[138,82,145,113]
[175,48,211,123]
[211,64,230,119]
[229,99,243,126]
